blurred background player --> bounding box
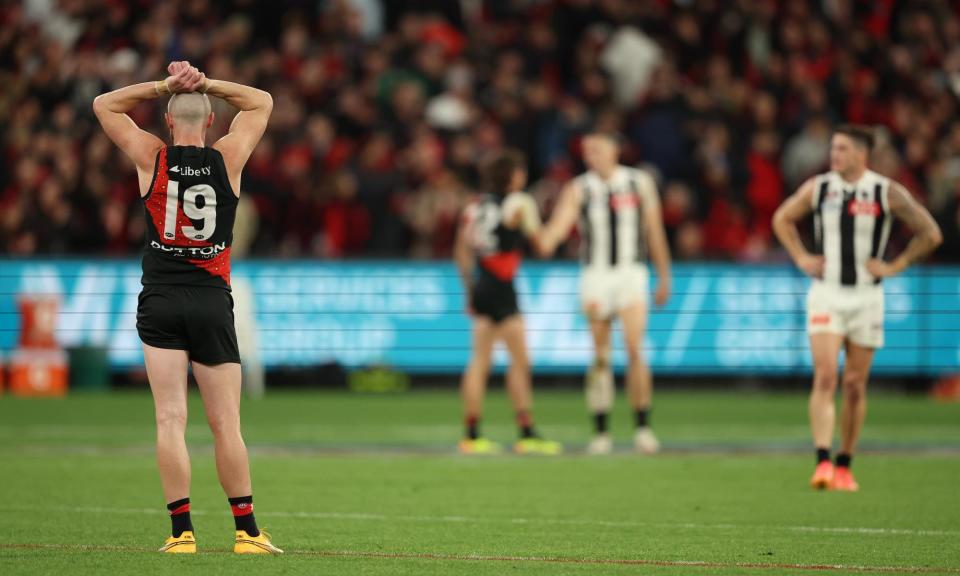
[454,149,562,456]
[773,125,942,491]
[539,133,672,455]
[93,61,281,552]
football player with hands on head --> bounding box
[94,60,280,552]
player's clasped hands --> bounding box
[164,61,207,94]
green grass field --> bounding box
[1,389,959,575]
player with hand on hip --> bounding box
[773,125,942,491]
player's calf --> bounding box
[585,359,614,454]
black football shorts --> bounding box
[137,284,241,365]
[471,276,519,323]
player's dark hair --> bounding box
[483,148,527,196]
[833,124,875,151]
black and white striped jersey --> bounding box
[575,166,657,269]
[811,170,893,287]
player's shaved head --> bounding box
[167,92,212,126]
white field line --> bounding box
[2,542,957,573]
[3,504,957,538]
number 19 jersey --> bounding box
[142,146,237,289]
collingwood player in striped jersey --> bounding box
[773,125,942,491]
[540,133,672,455]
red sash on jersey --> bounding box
[480,251,521,282]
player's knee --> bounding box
[510,354,530,373]
[155,406,187,432]
[469,355,492,375]
[842,373,867,400]
[625,345,643,366]
[813,366,838,393]
[206,412,240,438]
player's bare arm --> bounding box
[866,183,943,278]
[92,64,205,195]
[537,181,582,257]
[643,183,672,307]
[504,194,546,256]
[205,76,273,193]
[454,208,475,295]
[773,177,823,278]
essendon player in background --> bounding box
[93,61,280,552]
[454,149,562,455]
[773,125,942,491]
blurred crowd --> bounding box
[2,0,960,261]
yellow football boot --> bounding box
[234,529,283,554]
[513,437,563,455]
[458,437,504,455]
[159,531,196,553]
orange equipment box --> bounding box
[9,349,68,397]
[18,295,60,349]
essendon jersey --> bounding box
[141,146,237,289]
[811,170,893,287]
[463,192,534,283]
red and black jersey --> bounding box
[141,146,237,289]
[463,193,526,284]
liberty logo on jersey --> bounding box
[169,165,212,176]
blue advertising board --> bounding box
[0,259,957,375]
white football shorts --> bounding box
[806,280,884,349]
[580,264,649,320]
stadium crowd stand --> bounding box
[2,0,959,260]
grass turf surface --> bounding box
[0,390,958,575]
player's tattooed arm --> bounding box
[93,63,204,182]
[867,183,943,278]
[643,180,672,307]
[773,177,823,278]
[536,182,581,257]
